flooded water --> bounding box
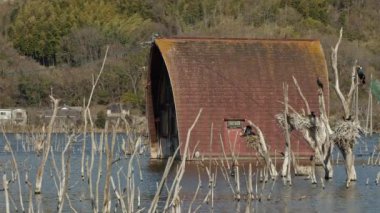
[0,133,379,212]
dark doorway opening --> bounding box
[150,45,178,158]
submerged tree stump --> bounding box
[332,120,361,186]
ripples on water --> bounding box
[0,133,379,212]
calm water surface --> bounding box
[0,133,379,212]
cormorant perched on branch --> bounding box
[317,77,323,90]
[309,111,316,126]
[241,125,255,137]
[343,115,352,121]
[356,66,366,84]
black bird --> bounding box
[317,77,323,90]
[356,66,366,84]
[242,125,255,137]
[343,115,352,121]
[309,111,317,127]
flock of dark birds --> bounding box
[316,65,366,92]
[316,66,366,121]
[294,66,366,125]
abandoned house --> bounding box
[106,103,130,119]
[0,108,27,126]
[147,38,329,159]
[40,106,82,129]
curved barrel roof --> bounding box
[147,37,329,158]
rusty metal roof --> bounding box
[148,37,329,158]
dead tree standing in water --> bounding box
[331,28,361,187]
[295,76,333,179]
[276,77,333,181]
[241,120,278,179]
[35,95,60,194]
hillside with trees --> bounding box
[0,0,379,124]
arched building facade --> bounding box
[146,38,329,159]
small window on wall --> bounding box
[225,119,244,129]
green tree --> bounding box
[17,73,52,106]
[115,0,153,18]
[9,0,154,66]
[58,27,107,66]
[9,0,73,65]
[284,0,329,23]
[95,110,106,128]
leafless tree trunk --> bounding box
[291,77,333,179]
[282,84,292,185]
[2,129,25,212]
[318,88,334,179]
[149,153,178,213]
[35,95,60,194]
[86,108,98,211]
[153,109,202,212]
[341,146,356,187]
[81,98,87,181]
[25,173,34,213]
[95,130,105,213]
[246,120,278,178]
[126,68,143,95]
[165,109,203,211]
[331,29,357,120]
[110,176,127,212]
[365,76,373,136]
[125,137,143,212]
[292,76,311,115]
[82,45,109,180]
[103,119,119,213]
[331,28,359,186]
[3,174,10,213]
[57,133,75,213]
[291,151,314,179]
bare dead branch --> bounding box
[293,76,310,115]
[2,128,25,212]
[35,96,60,194]
[3,174,10,213]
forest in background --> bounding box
[0,0,379,124]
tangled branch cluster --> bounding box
[331,120,362,148]
[245,135,260,150]
[275,113,313,131]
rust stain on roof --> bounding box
[156,36,318,42]
[155,39,175,55]
[154,39,175,69]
